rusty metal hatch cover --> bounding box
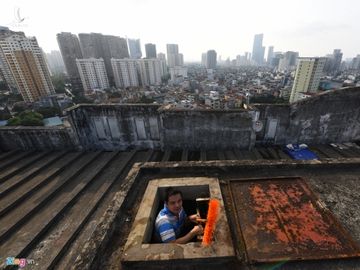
[229,177,360,263]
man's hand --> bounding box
[189,214,200,223]
[190,225,204,236]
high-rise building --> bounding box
[111,58,140,88]
[177,53,184,66]
[201,53,207,67]
[267,46,274,65]
[145,43,157,58]
[290,57,326,103]
[166,44,184,68]
[157,53,167,74]
[278,51,299,71]
[206,50,217,69]
[79,33,129,86]
[251,34,265,65]
[46,50,66,75]
[128,38,142,59]
[324,49,343,74]
[351,55,360,70]
[332,49,343,73]
[137,58,165,86]
[0,28,55,102]
[57,32,84,93]
[0,27,18,93]
[76,58,109,91]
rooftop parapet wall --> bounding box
[254,87,360,144]
[287,87,360,144]
[1,87,359,151]
[66,104,256,151]
[159,108,256,150]
[66,104,162,150]
[0,126,78,151]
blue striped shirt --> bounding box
[155,204,187,243]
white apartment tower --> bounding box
[137,59,165,86]
[76,58,109,91]
[0,29,55,102]
[166,44,184,68]
[111,58,139,88]
[157,53,167,73]
[290,57,326,103]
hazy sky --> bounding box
[1,0,359,61]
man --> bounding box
[155,187,203,243]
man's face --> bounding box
[166,193,183,216]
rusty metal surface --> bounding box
[230,177,360,263]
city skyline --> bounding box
[1,0,360,61]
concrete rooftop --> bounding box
[0,143,360,269]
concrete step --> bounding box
[27,152,135,270]
[0,152,101,244]
[0,152,116,266]
[0,152,81,217]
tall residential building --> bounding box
[351,55,360,70]
[0,29,55,102]
[57,32,84,93]
[251,34,265,65]
[0,26,18,93]
[325,49,343,74]
[206,50,217,69]
[201,53,207,67]
[79,33,129,86]
[157,53,167,73]
[76,58,109,91]
[46,50,66,75]
[137,58,165,86]
[278,51,299,71]
[166,44,184,68]
[127,38,142,59]
[267,46,274,65]
[332,49,343,73]
[111,58,139,88]
[145,43,157,58]
[290,57,326,103]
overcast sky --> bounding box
[1,0,359,61]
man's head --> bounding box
[164,187,183,215]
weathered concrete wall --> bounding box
[66,104,162,150]
[0,126,78,151]
[254,104,290,144]
[1,87,358,151]
[287,87,360,144]
[254,87,360,144]
[159,108,256,150]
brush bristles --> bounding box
[202,199,220,246]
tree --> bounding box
[7,111,44,126]
[7,117,21,126]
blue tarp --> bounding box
[284,144,318,160]
[0,120,8,126]
[43,116,63,127]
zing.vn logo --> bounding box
[6,257,35,268]
[10,7,28,28]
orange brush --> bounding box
[202,199,220,246]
